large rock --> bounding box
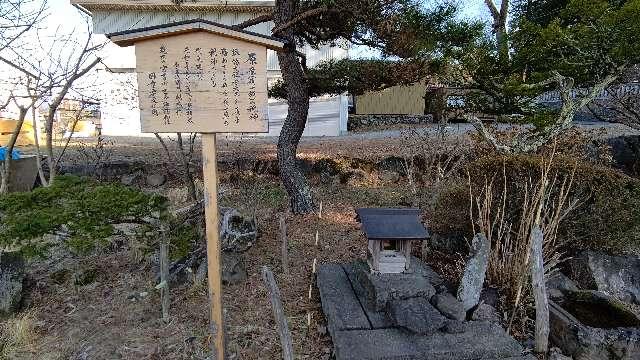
[221,252,247,285]
[317,264,371,336]
[219,207,257,252]
[547,272,579,300]
[192,252,248,286]
[549,290,640,360]
[386,297,447,334]
[457,233,490,311]
[414,321,526,359]
[145,173,166,187]
[549,347,572,360]
[333,323,529,360]
[342,263,393,329]
[471,303,501,323]
[547,272,579,292]
[332,328,421,359]
[430,293,466,321]
[0,252,25,317]
[567,251,640,304]
[607,135,640,176]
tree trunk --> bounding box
[274,0,315,214]
[45,106,56,185]
[177,133,198,201]
[0,106,28,194]
[31,101,47,186]
[495,23,508,63]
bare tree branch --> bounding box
[484,0,500,21]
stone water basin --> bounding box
[550,290,640,359]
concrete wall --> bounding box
[356,83,426,115]
[263,95,348,137]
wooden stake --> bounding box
[159,229,170,323]
[202,133,225,360]
[530,225,549,354]
[262,266,294,360]
[280,214,289,275]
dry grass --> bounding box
[469,153,578,335]
[1,311,38,358]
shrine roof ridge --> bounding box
[108,18,287,49]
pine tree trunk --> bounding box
[274,0,315,214]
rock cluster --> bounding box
[318,258,533,360]
[348,114,434,131]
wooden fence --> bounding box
[355,83,426,115]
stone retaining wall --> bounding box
[348,114,434,131]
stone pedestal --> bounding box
[317,258,533,360]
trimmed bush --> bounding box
[0,175,168,257]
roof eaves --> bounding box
[70,1,275,13]
[108,19,286,49]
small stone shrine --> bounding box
[317,207,534,360]
[356,208,428,274]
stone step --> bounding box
[333,329,421,359]
[413,322,524,360]
[317,264,371,335]
[333,326,525,360]
[342,263,393,329]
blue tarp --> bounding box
[0,147,21,161]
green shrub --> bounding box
[0,175,168,257]
[432,155,640,255]
[168,223,199,261]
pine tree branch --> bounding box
[233,13,274,30]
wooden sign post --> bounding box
[110,20,285,359]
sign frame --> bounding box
[108,19,286,359]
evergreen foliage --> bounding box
[0,175,168,257]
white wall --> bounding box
[266,95,348,137]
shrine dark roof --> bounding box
[355,208,429,241]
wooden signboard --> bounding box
[133,31,270,133]
[109,20,285,360]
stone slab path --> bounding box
[317,262,535,360]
